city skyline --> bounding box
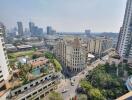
[0,0,126,32]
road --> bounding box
[56,58,106,100]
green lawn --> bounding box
[8,50,34,59]
[8,50,34,67]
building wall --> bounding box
[54,38,86,72]
[117,0,132,58]
[54,37,112,72]
[86,37,112,55]
[0,29,9,85]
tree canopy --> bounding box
[79,64,128,99]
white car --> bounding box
[62,89,69,93]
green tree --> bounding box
[89,88,105,100]
[48,91,63,100]
[17,63,32,84]
[80,80,92,91]
[44,52,54,59]
[53,59,62,72]
[32,46,37,51]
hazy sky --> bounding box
[0,0,127,32]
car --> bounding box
[62,89,69,93]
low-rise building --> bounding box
[9,73,59,100]
[17,45,32,51]
[25,41,45,49]
[28,57,49,68]
[5,44,17,52]
[85,37,113,56]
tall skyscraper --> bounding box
[17,21,23,36]
[29,22,35,34]
[85,30,91,37]
[47,26,52,35]
[117,0,132,59]
[0,24,9,90]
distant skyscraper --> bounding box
[47,26,52,35]
[85,30,91,37]
[29,22,35,34]
[117,0,132,59]
[17,22,23,36]
[29,22,43,37]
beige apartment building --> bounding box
[86,37,113,55]
[54,36,112,72]
[54,37,86,72]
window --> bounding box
[26,95,31,99]
[0,75,3,78]
[40,94,44,98]
[18,90,21,93]
[43,86,47,90]
[38,89,42,92]
[45,91,49,95]
[50,89,53,91]
[15,92,17,95]
[30,84,33,87]
[33,92,37,95]
[48,83,51,86]
[45,77,48,80]
[35,98,39,100]
[24,87,27,90]
[52,81,55,84]
[36,82,39,85]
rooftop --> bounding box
[17,45,32,49]
[29,57,49,68]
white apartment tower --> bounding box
[117,0,132,58]
[0,24,9,89]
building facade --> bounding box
[17,22,24,36]
[117,0,132,59]
[0,25,10,99]
[54,36,112,72]
[85,37,113,56]
[54,37,86,72]
[9,73,59,100]
[29,22,35,34]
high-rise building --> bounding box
[0,24,9,98]
[47,26,53,35]
[17,22,23,36]
[47,26,56,35]
[85,30,91,37]
[117,0,132,59]
[29,22,35,34]
[29,22,43,37]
